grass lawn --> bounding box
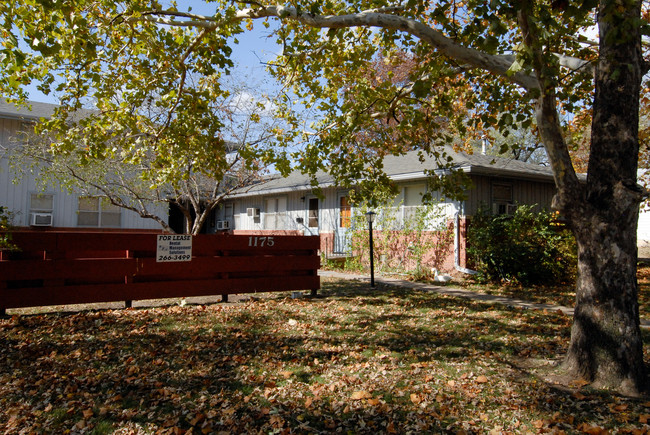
[1,277,649,434]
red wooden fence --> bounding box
[0,231,320,314]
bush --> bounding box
[467,205,577,285]
[0,205,16,250]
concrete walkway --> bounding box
[319,270,650,330]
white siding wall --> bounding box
[227,187,348,234]
[639,208,650,244]
[225,183,460,234]
[1,117,166,231]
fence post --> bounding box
[124,249,134,308]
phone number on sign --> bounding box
[157,254,192,262]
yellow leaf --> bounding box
[410,393,422,404]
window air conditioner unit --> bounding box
[247,208,260,218]
[217,220,230,230]
[30,213,53,226]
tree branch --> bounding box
[129,5,540,90]
[517,1,582,210]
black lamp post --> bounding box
[365,211,376,287]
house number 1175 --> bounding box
[248,236,275,247]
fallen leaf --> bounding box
[580,425,608,435]
[351,391,372,400]
[476,375,488,384]
[570,379,590,388]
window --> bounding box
[493,184,512,202]
[30,193,53,213]
[492,183,513,215]
[234,203,242,229]
[224,203,234,228]
[77,197,121,227]
[403,184,425,221]
[339,195,351,228]
[308,198,319,228]
[29,193,54,225]
[264,197,287,230]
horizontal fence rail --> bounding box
[0,231,320,313]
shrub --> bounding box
[0,205,16,250]
[467,205,577,285]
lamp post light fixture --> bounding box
[365,211,376,287]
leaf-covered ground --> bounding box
[458,264,650,320]
[1,278,649,434]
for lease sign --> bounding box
[156,234,192,262]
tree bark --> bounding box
[566,207,645,394]
[561,0,647,395]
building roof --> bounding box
[1,101,558,196]
[1,100,242,152]
[233,147,556,198]
[0,100,60,120]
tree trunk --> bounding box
[562,0,647,395]
[564,207,646,394]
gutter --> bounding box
[454,211,478,275]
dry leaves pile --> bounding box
[1,278,649,434]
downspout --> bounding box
[454,210,478,275]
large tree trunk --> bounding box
[565,208,645,394]
[561,0,647,395]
